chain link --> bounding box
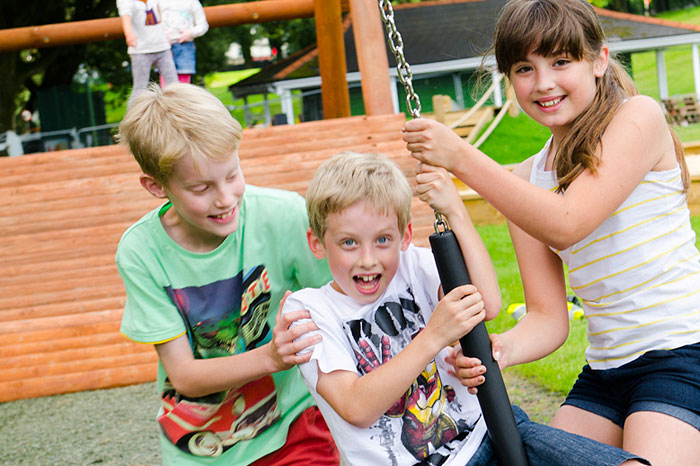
[377,0,452,229]
[377,0,421,118]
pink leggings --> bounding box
[160,74,191,87]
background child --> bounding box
[160,0,209,85]
[403,1,700,464]
[117,0,178,105]
[115,83,339,465]
[283,151,647,465]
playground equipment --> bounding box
[377,1,529,464]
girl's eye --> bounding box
[514,65,531,74]
[553,58,570,67]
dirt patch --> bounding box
[0,374,563,465]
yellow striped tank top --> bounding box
[530,139,700,369]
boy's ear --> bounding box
[401,221,413,251]
[593,44,609,78]
[139,174,168,199]
[307,227,327,260]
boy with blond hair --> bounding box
[282,151,648,466]
[115,83,339,465]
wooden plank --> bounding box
[0,352,158,383]
[0,365,158,402]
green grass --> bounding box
[204,70,304,127]
[478,216,700,394]
[655,5,700,23]
[478,112,551,164]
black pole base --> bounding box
[429,229,529,466]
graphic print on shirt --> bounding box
[139,0,160,26]
[157,265,280,457]
[346,287,471,463]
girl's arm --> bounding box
[156,294,321,398]
[404,96,675,250]
[189,0,209,39]
[414,163,501,318]
[315,283,485,428]
[447,161,570,392]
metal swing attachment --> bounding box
[375,2,530,465]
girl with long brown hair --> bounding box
[404,1,700,465]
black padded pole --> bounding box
[430,229,529,466]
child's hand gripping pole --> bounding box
[429,214,529,466]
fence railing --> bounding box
[0,123,120,156]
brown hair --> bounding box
[492,0,687,192]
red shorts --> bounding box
[251,406,340,466]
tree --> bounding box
[0,0,317,135]
[0,0,116,133]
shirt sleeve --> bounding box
[283,291,358,390]
[116,240,186,344]
[190,0,209,38]
[116,0,133,16]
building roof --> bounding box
[231,0,700,96]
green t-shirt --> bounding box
[116,185,331,465]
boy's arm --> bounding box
[415,164,501,318]
[157,299,321,398]
[311,284,484,428]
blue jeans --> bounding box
[465,406,649,466]
[171,41,196,74]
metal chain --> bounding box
[377,0,421,118]
[377,0,452,231]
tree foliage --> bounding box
[0,0,316,134]
[0,0,115,133]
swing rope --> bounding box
[375,2,529,465]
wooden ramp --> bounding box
[0,113,438,403]
[422,95,495,143]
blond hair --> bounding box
[117,83,243,184]
[492,0,688,192]
[306,152,413,240]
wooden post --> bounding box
[349,0,393,115]
[315,0,351,119]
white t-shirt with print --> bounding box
[284,245,487,466]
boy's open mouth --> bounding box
[354,274,381,294]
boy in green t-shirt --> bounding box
[115,83,339,465]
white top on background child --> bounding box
[116,0,170,54]
[161,0,208,44]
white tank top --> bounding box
[530,139,700,369]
